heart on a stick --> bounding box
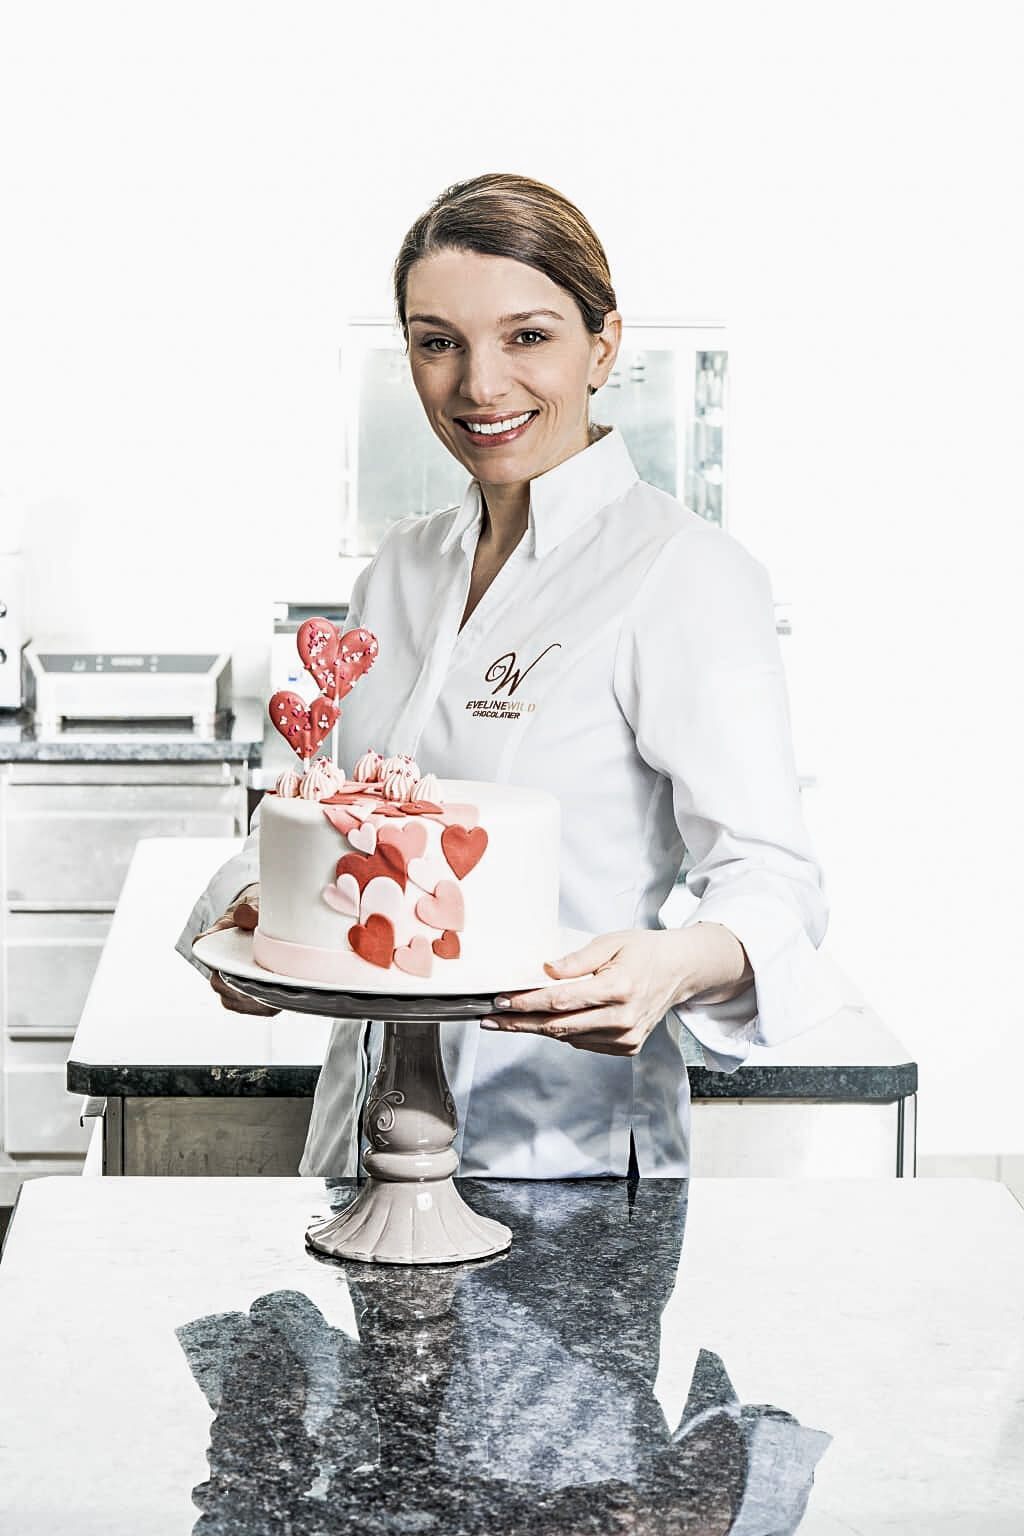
[269,690,340,760]
[297,618,379,702]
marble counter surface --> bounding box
[0,700,265,762]
[2,1176,1022,1534]
[67,838,916,1102]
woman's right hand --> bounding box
[195,885,281,1017]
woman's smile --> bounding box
[454,409,540,447]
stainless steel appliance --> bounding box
[22,647,232,732]
[0,555,27,710]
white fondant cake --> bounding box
[253,776,561,990]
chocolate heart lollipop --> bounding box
[296,618,341,697]
[268,690,340,761]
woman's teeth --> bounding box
[462,411,535,435]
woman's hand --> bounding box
[194,885,281,1017]
[482,923,753,1056]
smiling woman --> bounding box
[180,171,842,1182]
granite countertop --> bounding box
[1,1175,1022,1534]
[66,839,917,1103]
[0,699,265,763]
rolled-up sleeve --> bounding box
[614,525,850,1070]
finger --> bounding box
[493,970,627,1018]
[482,1004,629,1039]
[542,933,626,980]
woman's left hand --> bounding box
[483,924,753,1056]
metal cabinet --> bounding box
[0,760,248,1190]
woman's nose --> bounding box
[457,344,511,406]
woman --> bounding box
[180,173,845,1178]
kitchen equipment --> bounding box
[0,555,28,710]
[22,647,232,732]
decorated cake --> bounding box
[253,618,561,988]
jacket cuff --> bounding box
[672,891,852,1072]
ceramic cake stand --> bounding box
[221,973,512,1266]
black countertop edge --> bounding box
[66,1059,918,1099]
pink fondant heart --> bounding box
[377,821,428,877]
[322,873,360,918]
[360,875,411,937]
[394,936,433,979]
[441,825,488,880]
[322,805,359,835]
[432,929,460,960]
[414,879,465,933]
[437,803,479,829]
[348,822,377,856]
[407,854,446,894]
[268,690,340,760]
[348,913,395,969]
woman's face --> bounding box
[404,248,621,492]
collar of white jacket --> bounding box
[438,426,640,561]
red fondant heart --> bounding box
[348,913,395,969]
[377,820,429,877]
[432,929,460,960]
[336,850,407,893]
[441,825,488,880]
[268,690,340,760]
[415,879,465,932]
[394,936,433,979]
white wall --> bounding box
[1,1,1021,1155]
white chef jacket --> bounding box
[177,427,850,1177]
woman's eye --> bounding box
[516,330,548,346]
[420,337,456,352]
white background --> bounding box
[0,1,1021,1157]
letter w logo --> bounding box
[484,643,562,698]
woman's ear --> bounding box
[589,310,623,393]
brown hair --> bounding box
[393,172,618,342]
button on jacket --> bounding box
[178,428,849,1177]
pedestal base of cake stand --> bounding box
[306,1017,511,1265]
[219,970,513,1265]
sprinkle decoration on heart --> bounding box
[415,879,465,933]
[441,825,488,880]
[297,618,380,702]
[432,929,460,961]
[394,937,434,979]
[268,690,340,761]
[322,873,361,918]
[348,913,395,969]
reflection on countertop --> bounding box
[178,1179,829,1536]
[2,1176,1024,1533]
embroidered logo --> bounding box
[465,643,562,721]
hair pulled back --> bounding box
[393,173,617,341]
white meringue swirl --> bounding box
[353,749,384,783]
[382,767,418,802]
[274,768,302,798]
[412,773,441,803]
[380,753,419,783]
[299,758,343,801]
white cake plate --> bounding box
[192,926,594,1266]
